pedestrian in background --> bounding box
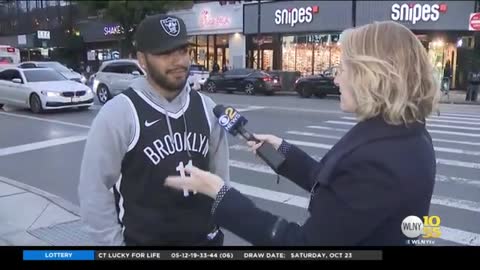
[466,66,480,102]
[442,60,452,92]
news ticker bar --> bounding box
[23,250,382,261]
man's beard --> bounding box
[145,59,187,92]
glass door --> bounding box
[262,50,273,71]
[428,40,447,87]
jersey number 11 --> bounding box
[176,160,197,197]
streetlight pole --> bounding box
[256,0,261,70]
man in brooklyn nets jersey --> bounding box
[78,14,230,246]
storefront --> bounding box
[76,20,123,72]
[356,0,476,89]
[169,1,246,71]
[243,1,353,75]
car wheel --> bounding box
[299,85,312,98]
[245,83,255,95]
[0,104,3,109]
[315,93,327,99]
[97,84,111,104]
[29,94,44,114]
[206,81,217,93]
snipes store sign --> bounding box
[391,3,448,24]
[243,1,353,34]
[356,1,475,31]
[274,5,319,27]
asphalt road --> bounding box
[0,92,479,246]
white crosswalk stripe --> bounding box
[435,175,480,188]
[431,115,480,121]
[287,130,480,147]
[307,125,350,132]
[428,129,480,137]
[323,120,480,138]
[439,113,480,118]
[286,131,342,140]
[424,118,480,125]
[422,124,480,131]
[343,116,480,126]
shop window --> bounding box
[282,36,296,72]
[215,34,230,69]
[428,39,451,86]
[296,43,313,76]
[208,35,215,71]
[196,35,207,68]
[262,50,273,71]
[282,34,341,76]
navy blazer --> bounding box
[213,116,436,246]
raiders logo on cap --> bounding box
[160,17,181,37]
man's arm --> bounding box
[201,94,230,184]
[78,96,135,246]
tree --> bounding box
[78,0,193,57]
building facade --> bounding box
[243,0,353,75]
[169,1,248,71]
[243,0,476,89]
[355,0,476,89]
[74,19,123,72]
[1,0,477,89]
[0,0,87,70]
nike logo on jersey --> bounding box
[145,119,161,127]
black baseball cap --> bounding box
[135,14,191,55]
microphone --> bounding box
[213,105,286,172]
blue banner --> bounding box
[23,250,95,261]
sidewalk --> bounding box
[438,90,480,105]
[0,176,90,246]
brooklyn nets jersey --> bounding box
[114,88,215,245]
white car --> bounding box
[188,64,209,91]
[18,61,87,84]
[0,67,94,113]
[91,59,145,104]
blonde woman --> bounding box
[165,21,440,246]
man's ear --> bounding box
[137,52,147,69]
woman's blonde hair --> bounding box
[339,21,440,125]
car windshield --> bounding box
[37,62,71,73]
[0,57,13,64]
[23,69,67,82]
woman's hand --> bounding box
[165,165,225,199]
[247,134,283,153]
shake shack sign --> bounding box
[391,3,448,24]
